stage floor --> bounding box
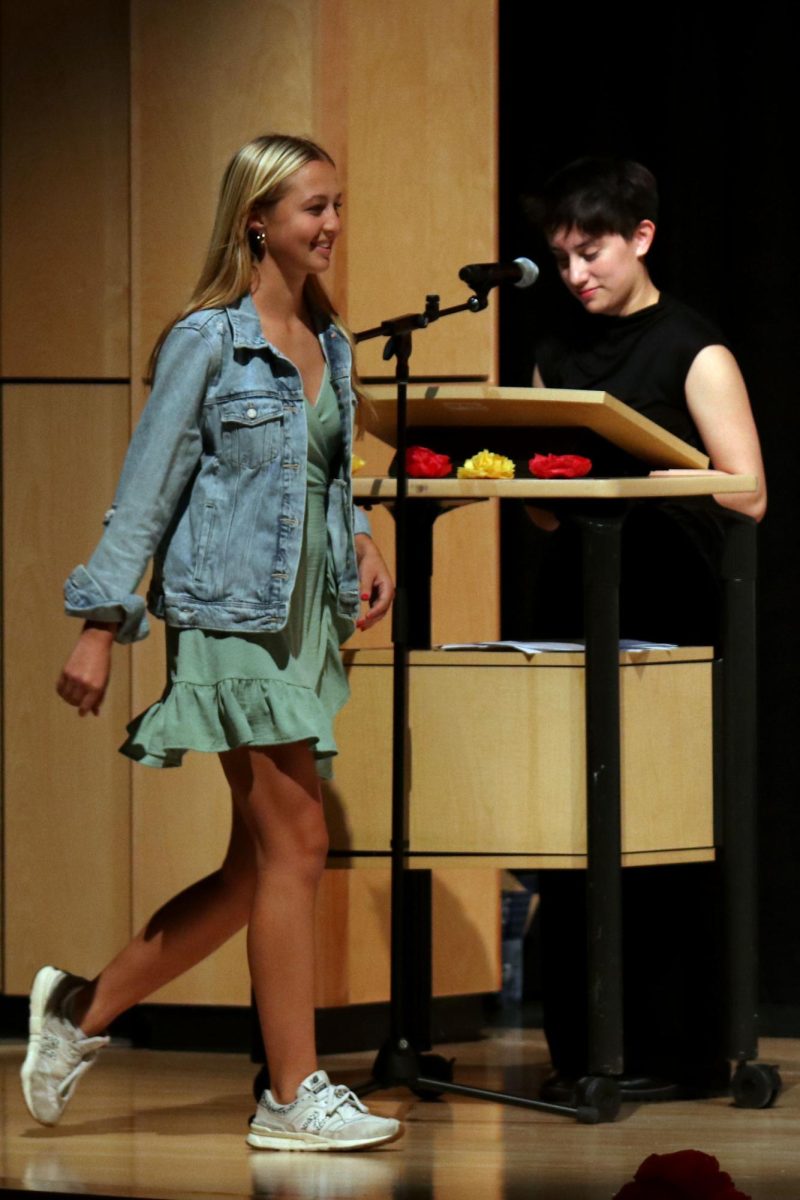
[0,1029,796,1199]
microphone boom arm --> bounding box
[353,290,486,348]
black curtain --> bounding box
[498,12,800,1023]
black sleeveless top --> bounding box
[534,294,727,451]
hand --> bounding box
[56,623,116,716]
[354,534,394,631]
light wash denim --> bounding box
[65,293,369,643]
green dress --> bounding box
[120,367,352,779]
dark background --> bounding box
[497,12,800,1027]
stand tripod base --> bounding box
[355,1039,455,1100]
[354,1037,620,1122]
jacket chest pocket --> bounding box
[219,398,283,468]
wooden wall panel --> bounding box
[2,386,131,992]
[315,868,500,1007]
[432,869,501,996]
[432,501,499,645]
[130,0,317,412]
[0,0,129,378]
[342,0,497,380]
[314,871,351,1008]
[327,872,393,1007]
[130,753,250,1006]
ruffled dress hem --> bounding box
[119,674,345,780]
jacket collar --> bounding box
[226,292,269,350]
[226,291,337,353]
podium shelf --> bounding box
[353,474,757,501]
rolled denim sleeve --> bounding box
[353,504,371,536]
[64,324,217,643]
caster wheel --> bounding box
[731,1063,782,1109]
[575,1075,622,1123]
[412,1054,454,1100]
[252,1064,270,1102]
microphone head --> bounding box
[513,257,539,288]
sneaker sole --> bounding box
[246,1123,402,1152]
[20,966,65,1125]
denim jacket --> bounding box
[64,293,369,643]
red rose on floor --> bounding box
[406,446,452,477]
[528,452,592,478]
[614,1150,751,1199]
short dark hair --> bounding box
[535,156,659,240]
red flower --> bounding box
[406,446,452,478]
[528,452,592,478]
[614,1150,751,1200]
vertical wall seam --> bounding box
[127,0,135,947]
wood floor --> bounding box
[0,1029,796,1199]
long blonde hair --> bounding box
[148,134,350,378]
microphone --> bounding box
[458,257,539,292]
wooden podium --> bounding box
[330,385,776,1115]
[340,384,753,872]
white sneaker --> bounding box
[247,1070,402,1152]
[20,965,109,1125]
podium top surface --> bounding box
[362,384,709,470]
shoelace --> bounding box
[324,1084,368,1118]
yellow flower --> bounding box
[351,453,366,474]
[457,449,515,479]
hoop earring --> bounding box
[248,228,267,261]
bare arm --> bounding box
[681,344,766,521]
[538,340,765,520]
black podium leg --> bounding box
[717,514,780,1108]
[719,517,759,1061]
[578,512,625,1078]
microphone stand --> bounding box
[350,290,613,1123]
[353,290,484,1092]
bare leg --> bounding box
[219,742,327,1104]
[72,795,256,1036]
[71,741,325,1106]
